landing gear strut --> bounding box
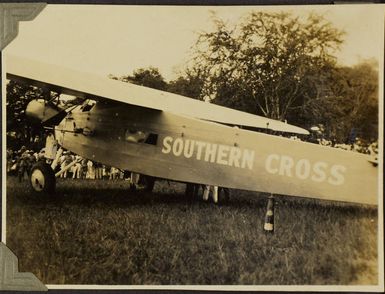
[130,173,156,192]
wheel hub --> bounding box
[31,169,45,192]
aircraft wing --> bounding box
[6,54,309,135]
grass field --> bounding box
[5,176,378,285]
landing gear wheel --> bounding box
[185,183,200,200]
[30,162,56,193]
[129,183,137,192]
[218,187,231,203]
[141,176,155,192]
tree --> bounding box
[294,60,378,143]
[192,12,344,122]
[332,61,378,142]
[109,67,167,91]
[344,61,378,142]
[168,67,206,99]
[6,80,46,150]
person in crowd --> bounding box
[94,162,103,179]
[32,135,42,151]
[10,155,18,174]
[6,150,13,173]
[368,140,378,160]
[130,172,140,188]
[202,184,230,204]
[81,159,88,179]
[16,147,25,181]
[203,185,219,204]
[72,155,83,179]
[352,138,362,153]
[17,147,33,182]
[86,160,95,179]
[102,165,108,180]
[109,167,119,180]
[37,148,46,162]
[118,169,123,180]
[25,150,35,177]
[60,151,73,178]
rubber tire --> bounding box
[185,183,194,198]
[142,176,155,192]
[30,161,56,194]
[132,175,155,192]
[185,183,201,199]
[218,187,231,203]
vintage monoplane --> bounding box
[6,54,378,206]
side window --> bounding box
[145,133,158,145]
[124,129,158,145]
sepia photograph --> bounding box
[1,3,383,291]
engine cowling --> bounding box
[26,99,65,124]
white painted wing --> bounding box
[6,54,309,135]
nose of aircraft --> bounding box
[26,99,61,123]
[26,99,46,122]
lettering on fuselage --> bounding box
[161,136,255,170]
[265,153,346,185]
[161,136,347,186]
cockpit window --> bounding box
[81,99,96,112]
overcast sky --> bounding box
[4,4,384,81]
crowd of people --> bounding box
[7,146,127,182]
[57,151,125,180]
[7,146,41,182]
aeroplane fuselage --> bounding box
[54,100,378,205]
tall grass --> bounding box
[6,177,378,285]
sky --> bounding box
[4,4,384,81]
